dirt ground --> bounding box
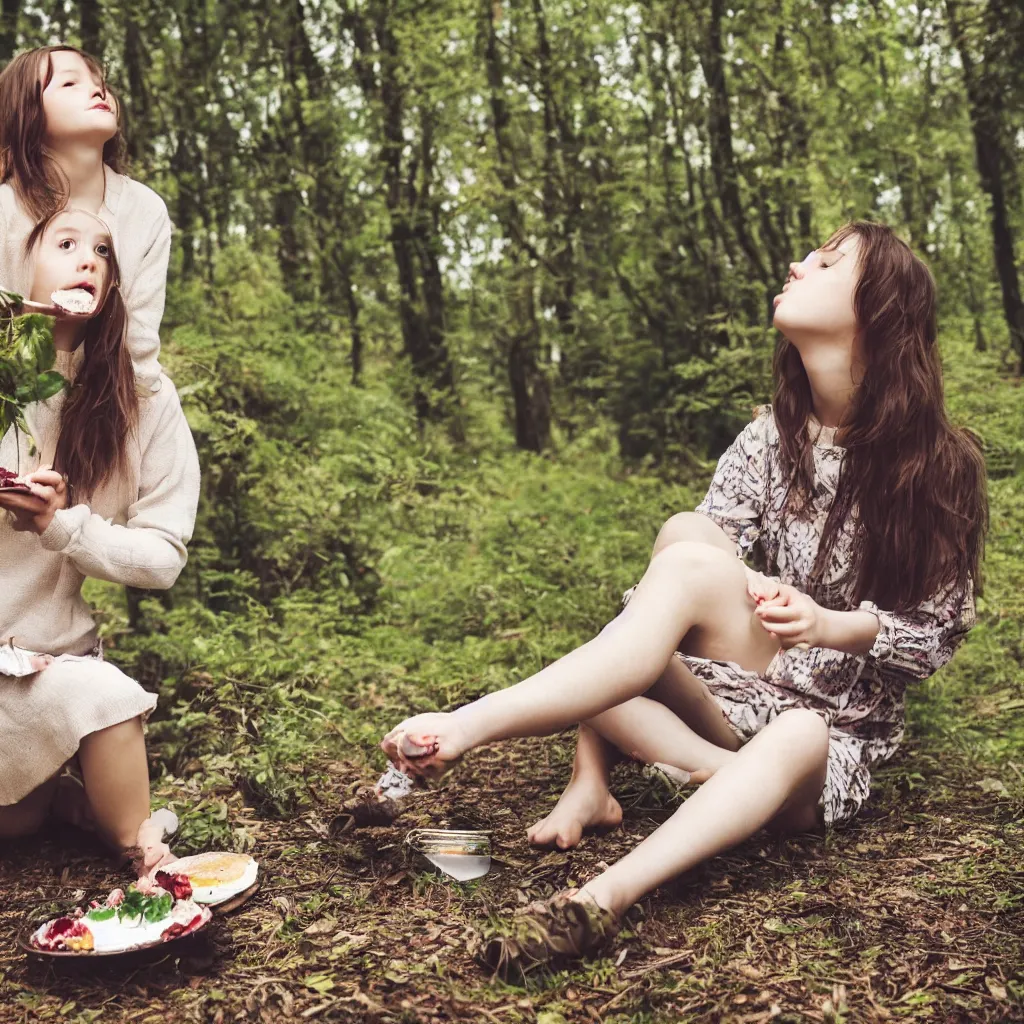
[1,734,1022,1024]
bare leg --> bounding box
[0,775,59,839]
[383,540,779,771]
[527,724,624,849]
[581,709,829,917]
[528,677,739,848]
[77,718,151,851]
[527,512,747,847]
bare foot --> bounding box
[527,775,623,850]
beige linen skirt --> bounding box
[0,652,156,805]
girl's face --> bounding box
[29,209,112,313]
[772,235,860,345]
[40,50,118,147]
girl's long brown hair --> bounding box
[0,46,126,222]
[25,213,138,501]
[773,221,987,613]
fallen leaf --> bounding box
[977,778,1009,797]
[303,917,339,936]
[984,977,1007,1000]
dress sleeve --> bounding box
[37,384,199,590]
[858,576,976,682]
[695,412,772,560]
[122,200,172,391]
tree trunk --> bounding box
[122,10,151,165]
[482,0,551,452]
[700,0,767,282]
[369,2,457,425]
[78,0,102,59]
[947,0,1024,370]
[0,0,20,64]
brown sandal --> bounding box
[475,889,621,977]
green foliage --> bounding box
[0,294,66,445]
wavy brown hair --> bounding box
[0,46,127,222]
[773,221,987,613]
[25,213,138,501]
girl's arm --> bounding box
[694,410,772,560]
[853,580,976,680]
[759,579,975,675]
[123,200,173,389]
[37,388,199,589]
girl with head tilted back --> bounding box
[0,45,170,389]
[379,222,988,972]
[0,208,198,874]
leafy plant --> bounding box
[0,289,67,452]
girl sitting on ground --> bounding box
[0,207,199,876]
[381,221,988,972]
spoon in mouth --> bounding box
[0,287,93,319]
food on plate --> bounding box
[161,852,259,904]
[30,875,211,954]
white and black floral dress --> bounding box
[682,405,974,826]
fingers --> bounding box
[25,468,64,489]
[779,636,813,651]
[25,483,57,504]
[756,603,802,624]
[761,619,810,637]
[399,732,438,759]
[0,492,48,515]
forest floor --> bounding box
[1,341,1022,1023]
[1,723,1021,1024]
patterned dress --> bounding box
[682,405,974,826]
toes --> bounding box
[557,821,585,849]
[527,819,555,846]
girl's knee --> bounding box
[775,709,830,759]
[0,796,51,839]
[655,512,730,554]
[653,539,726,575]
[656,512,703,549]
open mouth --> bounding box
[72,282,96,295]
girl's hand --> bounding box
[131,808,180,884]
[755,583,821,649]
[744,566,781,605]
[380,712,468,779]
[0,466,68,534]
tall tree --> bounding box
[0,0,20,64]
[479,0,551,452]
[947,0,1024,370]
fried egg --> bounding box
[167,852,259,904]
